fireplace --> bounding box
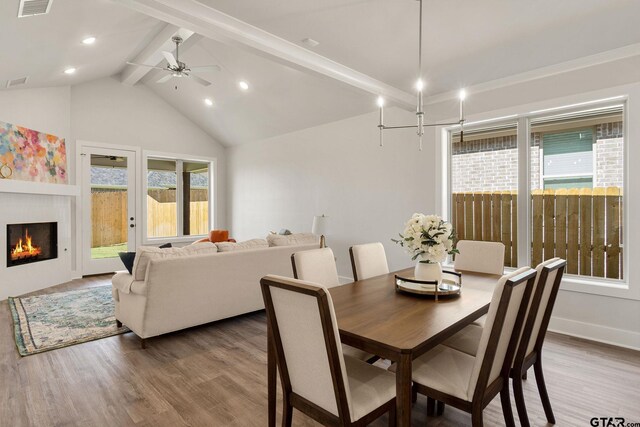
[6,222,58,267]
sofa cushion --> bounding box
[216,238,269,252]
[132,242,217,281]
[266,233,319,247]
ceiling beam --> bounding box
[114,0,415,108]
[121,24,201,86]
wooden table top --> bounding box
[328,268,497,358]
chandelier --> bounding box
[376,0,466,150]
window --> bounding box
[448,103,624,282]
[450,124,518,268]
[146,156,213,240]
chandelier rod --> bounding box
[418,0,423,81]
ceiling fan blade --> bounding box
[189,74,212,87]
[126,62,166,70]
[162,51,179,68]
[157,74,174,84]
[189,65,222,73]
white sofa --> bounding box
[111,241,318,343]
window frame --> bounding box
[142,150,216,245]
[440,96,632,300]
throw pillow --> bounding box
[118,243,172,274]
[216,239,269,252]
[118,252,136,274]
[266,233,319,247]
[209,229,230,243]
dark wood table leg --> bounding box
[396,353,412,427]
[267,322,276,427]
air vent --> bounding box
[18,0,52,17]
[6,77,28,88]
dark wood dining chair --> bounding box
[349,243,389,281]
[443,258,567,426]
[260,275,397,426]
[408,267,537,427]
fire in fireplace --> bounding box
[6,222,58,267]
[11,228,43,261]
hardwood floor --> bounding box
[1,275,639,426]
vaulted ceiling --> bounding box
[2,0,640,146]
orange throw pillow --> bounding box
[209,229,230,243]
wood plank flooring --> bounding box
[1,275,639,426]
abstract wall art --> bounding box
[0,120,67,183]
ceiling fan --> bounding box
[127,36,221,86]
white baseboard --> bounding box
[548,316,640,351]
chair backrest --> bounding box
[260,275,353,421]
[291,247,340,287]
[469,267,537,400]
[454,240,505,275]
[349,242,390,281]
[515,258,566,365]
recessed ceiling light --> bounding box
[64,67,76,75]
[301,37,320,48]
[82,36,96,45]
[238,81,249,91]
[204,98,214,107]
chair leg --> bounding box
[388,403,397,427]
[411,386,417,403]
[140,338,146,349]
[436,400,445,416]
[522,371,528,380]
[513,374,531,427]
[500,384,516,427]
[426,397,435,416]
[471,405,484,427]
[534,359,556,424]
[282,393,293,427]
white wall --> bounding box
[70,77,227,229]
[228,106,437,277]
[228,55,640,349]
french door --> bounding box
[81,146,137,275]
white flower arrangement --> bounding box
[392,213,458,263]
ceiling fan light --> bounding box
[459,89,467,100]
[416,79,425,92]
[238,81,249,91]
[376,96,385,108]
[204,98,214,107]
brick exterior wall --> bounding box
[452,121,623,192]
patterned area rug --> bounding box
[8,285,129,356]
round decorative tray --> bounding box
[395,271,462,300]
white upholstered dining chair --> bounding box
[408,267,537,427]
[454,240,505,275]
[291,247,340,287]
[443,258,566,427]
[349,242,390,281]
[291,248,377,363]
[260,275,397,427]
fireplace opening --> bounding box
[6,222,58,267]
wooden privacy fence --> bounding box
[91,190,208,247]
[451,187,623,279]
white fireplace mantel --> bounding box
[0,179,79,197]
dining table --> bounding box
[267,267,499,427]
